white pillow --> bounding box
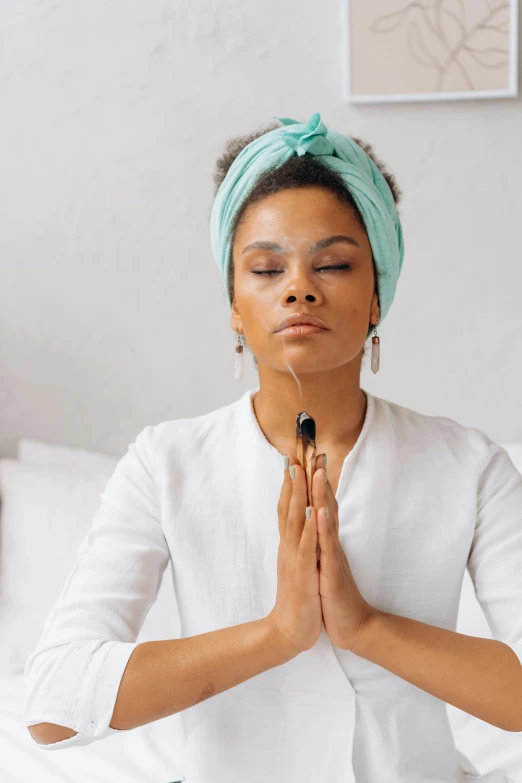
[501,442,522,476]
[0,458,179,674]
[15,435,180,636]
[14,437,180,639]
[17,437,118,480]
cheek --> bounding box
[237,274,265,298]
[249,309,274,335]
[238,297,277,338]
[236,274,281,314]
[330,274,373,313]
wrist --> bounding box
[348,608,382,658]
[260,615,301,665]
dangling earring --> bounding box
[234,327,244,381]
[371,324,380,374]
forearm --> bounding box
[110,616,295,730]
[351,610,522,732]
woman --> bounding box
[23,113,522,782]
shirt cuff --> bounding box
[24,640,140,750]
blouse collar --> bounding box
[237,385,376,500]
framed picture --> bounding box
[344,0,518,103]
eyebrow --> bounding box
[241,234,360,256]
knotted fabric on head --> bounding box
[210,112,405,338]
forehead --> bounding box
[234,187,363,247]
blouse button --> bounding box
[86,721,97,735]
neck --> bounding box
[251,363,368,457]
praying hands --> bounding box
[310,453,375,652]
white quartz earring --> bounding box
[371,324,380,374]
[234,327,244,381]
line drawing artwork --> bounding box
[368,0,511,93]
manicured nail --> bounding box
[324,453,327,469]
[305,506,311,519]
[324,468,328,484]
[290,465,296,481]
[325,507,330,520]
[283,454,289,470]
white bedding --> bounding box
[0,674,185,783]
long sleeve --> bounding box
[23,424,171,750]
[466,428,522,674]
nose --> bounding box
[282,263,321,304]
[286,291,316,303]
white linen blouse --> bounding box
[23,386,522,783]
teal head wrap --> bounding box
[210,112,405,339]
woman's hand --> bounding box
[311,454,376,652]
[266,456,323,659]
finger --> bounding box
[277,454,300,538]
[277,454,292,538]
[322,472,339,535]
[315,456,339,534]
[286,459,309,552]
[317,507,344,589]
[317,506,336,556]
[296,504,318,576]
[314,453,326,472]
[312,453,328,511]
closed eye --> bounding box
[252,265,351,276]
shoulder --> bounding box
[371,393,487,471]
[372,395,522,502]
[135,395,241,463]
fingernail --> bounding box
[290,465,296,481]
[283,454,289,471]
[325,507,329,520]
[324,468,328,484]
[306,506,311,519]
[324,453,327,470]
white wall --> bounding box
[1,0,521,458]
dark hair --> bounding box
[213,120,402,368]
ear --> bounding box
[230,303,242,333]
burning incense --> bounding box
[295,411,316,508]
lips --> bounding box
[275,313,328,332]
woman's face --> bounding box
[231,186,380,374]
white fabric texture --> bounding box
[496,444,522,476]
[17,437,119,480]
[0,459,179,675]
[1,672,186,783]
[0,461,110,609]
[22,387,522,782]
[0,462,111,674]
